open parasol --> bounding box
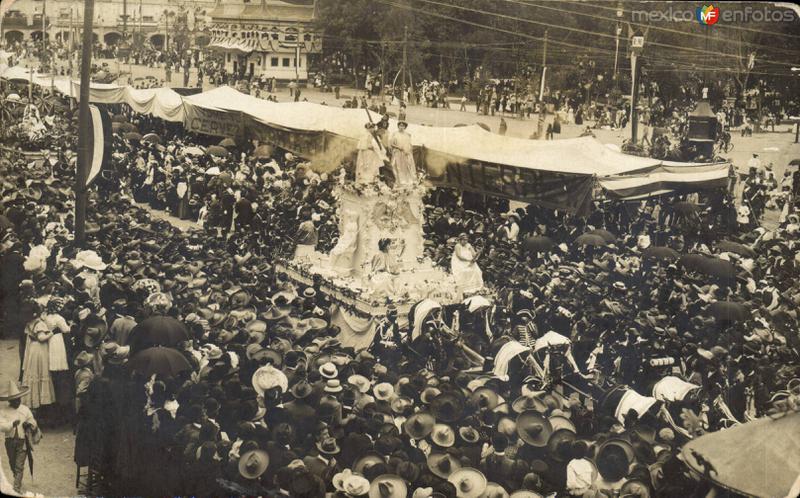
[707,301,750,323]
[253,144,274,159]
[643,246,680,261]
[523,235,555,253]
[127,346,192,379]
[586,228,617,243]
[127,315,189,353]
[682,412,800,498]
[124,132,142,142]
[574,233,608,247]
[183,146,205,156]
[207,145,229,157]
[141,133,161,144]
[219,137,236,148]
[119,122,137,133]
[716,240,756,258]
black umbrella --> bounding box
[128,346,192,379]
[128,316,189,353]
[643,246,680,261]
[716,240,756,258]
[124,132,142,142]
[574,233,608,247]
[707,301,750,323]
[697,257,737,280]
[523,235,555,253]
[679,253,708,272]
[586,228,617,243]
[111,114,127,123]
[788,158,800,166]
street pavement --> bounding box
[0,339,76,498]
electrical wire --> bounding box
[410,0,798,67]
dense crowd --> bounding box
[1,78,800,498]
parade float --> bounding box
[278,176,465,317]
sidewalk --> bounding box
[0,339,76,498]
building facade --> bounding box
[207,0,321,82]
[1,0,215,49]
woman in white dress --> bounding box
[450,234,484,293]
[368,238,398,297]
[329,217,359,276]
[389,121,417,186]
[355,123,385,184]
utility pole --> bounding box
[295,43,300,98]
[75,0,95,247]
[42,0,47,56]
[538,30,548,102]
[630,33,645,144]
[402,24,408,92]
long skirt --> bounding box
[22,340,55,409]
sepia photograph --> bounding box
[0,0,799,496]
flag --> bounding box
[85,105,112,186]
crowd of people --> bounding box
[0,71,800,498]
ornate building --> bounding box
[207,0,321,82]
[1,0,215,49]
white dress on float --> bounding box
[329,219,360,275]
[356,131,384,184]
[450,242,484,293]
[389,131,416,185]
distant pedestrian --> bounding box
[459,95,467,112]
[0,377,39,495]
[499,118,507,136]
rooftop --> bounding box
[209,0,315,23]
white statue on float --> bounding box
[286,119,479,314]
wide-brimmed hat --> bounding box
[447,468,487,498]
[391,396,413,415]
[430,392,465,422]
[619,478,651,498]
[427,452,462,479]
[354,451,385,474]
[0,376,29,401]
[73,249,107,271]
[319,361,339,379]
[370,474,408,498]
[481,482,510,498]
[316,437,341,455]
[431,424,456,448]
[260,305,288,322]
[83,314,108,348]
[421,386,442,404]
[74,350,93,368]
[343,473,371,496]
[290,380,313,400]
[348,374,371,394]
[250,347,282,367]
[469,387,500,411]
[511,394,548,414]
[596,438,636,482]
[251,364,288,395]
[245,319,268,335]
[404,412,435,439]
[373,382,395,401]
[458,426,481,444]
[324,379,344,393]
[516,411,553,447]
[238,449,269,479]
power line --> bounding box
[411,0,798,67]
[506,0,800,58]
[559,0,800,40]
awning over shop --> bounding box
[207,36,260,54]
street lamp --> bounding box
[630,32,644,144]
